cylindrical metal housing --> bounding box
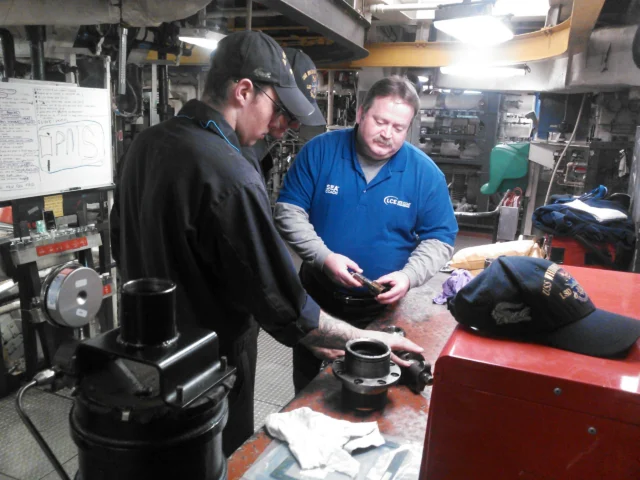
[120,278,177,347]
[70,361,229,480]
[343,338,391,379]
[41,263,103,328]
[333,338,401,411]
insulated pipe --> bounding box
[0,28,16,78]
[157,55,170,122]
[25,26,46,80]
[118,25,128,95]
[327,70,335,126]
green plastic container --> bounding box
[480,142,530,195]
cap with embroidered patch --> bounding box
[449,256,640,358]
[283,48,326,127]
[210,31,314,120]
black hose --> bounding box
[25,26,46,80]
[15,381,71,480]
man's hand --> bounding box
[308,346,345,361]
[374,271,411,304]
[300,311,423,368]
[366,330,424,368]
[323,253,363,288]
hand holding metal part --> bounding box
[350,271,391,295]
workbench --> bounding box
[228,266,640,479]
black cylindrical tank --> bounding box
[70,278,234,480]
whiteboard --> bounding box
[0,82,113,201]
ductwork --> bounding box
[0,0,212,26]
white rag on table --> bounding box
[265,407,386,478]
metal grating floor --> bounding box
[0,329,294,480]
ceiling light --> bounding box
[440,65,528,78]
[434,15,514,45]
[417,75,429,83]
[178,28,226,50]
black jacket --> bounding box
[111,100,319,346]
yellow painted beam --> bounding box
[339,20,571,68]
[147,48,212,65]
[567,0,606,52]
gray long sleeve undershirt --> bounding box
[273,202,454,288]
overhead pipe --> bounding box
[247,1,253,30]
[370,2,440,14]
[157,56,171,122]
[25,26,46,80]
[0,0,212,26]
[118,26,128,95]
[0,28,16,78]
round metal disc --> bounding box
[44,265,102,328]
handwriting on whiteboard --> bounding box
[0,84,112,199]
[38,121,106,173]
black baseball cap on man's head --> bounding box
[210,31,314,121]
[283,48,326,127]
[449,256,640,358]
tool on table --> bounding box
[380,326,433,393]
[351,271,391,295]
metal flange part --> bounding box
[333,338,401,411]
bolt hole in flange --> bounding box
[333,338,401,411]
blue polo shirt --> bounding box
[278,128,457,282]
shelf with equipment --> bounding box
[412,91,501,214]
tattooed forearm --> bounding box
[299,311,363,350]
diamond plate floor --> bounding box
[0,388,76,480]
[254,329,295,431]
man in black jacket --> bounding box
[111,31,422,456]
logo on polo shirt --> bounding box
[384,196,411,208]
[325,184,339,195]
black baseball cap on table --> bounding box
[449,256,640,358]
[210,31,315,123]
[284,48,326,127]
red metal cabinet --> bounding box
[421,267,640,479]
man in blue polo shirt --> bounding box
[275,75,458,392]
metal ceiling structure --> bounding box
[342,0,606,68]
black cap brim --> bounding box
[274,85,314,121]
[540,309,640,358]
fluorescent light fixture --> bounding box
[440,65,528,78]
[178,28,226,51]
[434,15,514,45]
[417,75,430,83]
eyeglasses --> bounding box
[253,84,296,126]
